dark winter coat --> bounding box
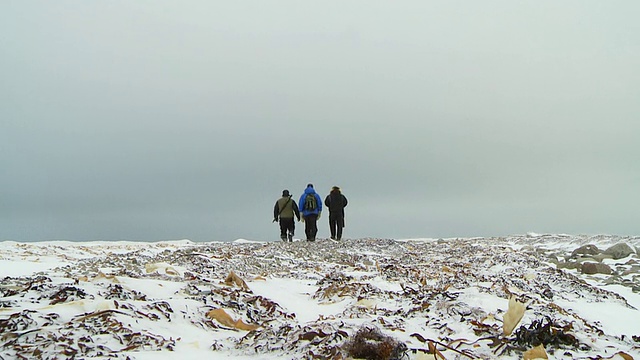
[324,189,348,216]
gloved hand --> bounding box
[273,218,278,223]
[317,212,321,220]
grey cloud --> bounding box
[2,1,639,241]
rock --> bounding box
[547,256,559,265]
[557,261,580,270]
[571,245,600,258]
[621,266,640,276]
[580,262,612,275]
[593,254,613,262]
[603,243,636,260]
[548,252,564,260]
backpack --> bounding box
[303,193,317,211]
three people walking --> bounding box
[273,184,347,241]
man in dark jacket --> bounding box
[324,186,348,240]
[273,189,300,242]
[298,184,322,241]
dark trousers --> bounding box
[303,214,318,241]
[279,217,295,241]
[329,212,345,240]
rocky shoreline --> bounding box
[1,235,639,359]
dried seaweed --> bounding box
[1,308,175,358]
[2,236,638,359]
[101,283,148,301]
[48,285,90,305]
[513,316,582,350]
[344,325,407,360]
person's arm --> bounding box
[274,201,280,220]
[293,201,300,221]
[324,195,330,208]
[315,194,322,212]
[342,195,348,208]
[298,195,306,221]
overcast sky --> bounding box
[2,1,639,242]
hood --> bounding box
[304,187,316,195]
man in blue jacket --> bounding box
[298,183,322,241]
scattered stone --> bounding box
[556,261,580,270]
[621,266,640,276]
[575,257,599,264]
[547,252,564,262]
[581,262,612,275]
[571,245,600,258]
[593,253,614,262]
[547,256,559,265]
[603,243,636,260]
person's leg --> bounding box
[282,218,294,242]
[279,219,287,240]
[308,214,318,241]
[329,213,337,239]
[288,219,295,242]
[304,216,312,240]
[336,215,345,240]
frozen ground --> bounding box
[1,234,639,359]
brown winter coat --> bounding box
[274,196,300,220]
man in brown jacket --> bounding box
[273,189,301,242]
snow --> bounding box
[1,235,639,359]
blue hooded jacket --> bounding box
[299,186,322,216]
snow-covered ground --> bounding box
[1,234,639,359]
